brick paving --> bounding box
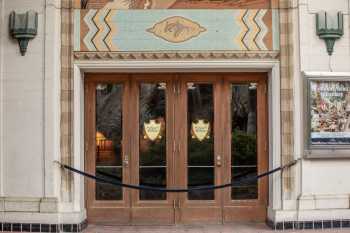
[83,223,350,233]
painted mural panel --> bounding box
[79,0,273,9]
[74,9,279,52]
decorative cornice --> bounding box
[73,51,280,61]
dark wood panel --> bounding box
[223,205,267,222]
[131,208,175,225]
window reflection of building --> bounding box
[95,131,115,164]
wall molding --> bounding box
[73,51,280,61]
[0,197,58,213]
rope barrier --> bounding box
[55,159,298,193]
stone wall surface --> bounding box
[0,0,62,222]
[298,0,350,199]
[0,0,350,228]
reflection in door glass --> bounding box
[95,83,123,200]
[139,83,167,200]
[231,84,258,200]
[187,83,214,200]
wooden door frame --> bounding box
[77,60,281,225]
[84,73,132,224]
[221,73,269,222]
[175,74,224,223]
[129,74,177,224]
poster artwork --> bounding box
[310,80,350,144]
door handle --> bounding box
[216,155,222,167]
[123,155,129,168]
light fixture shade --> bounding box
[316,11,344,56]
[9,10,38,56]
[316,11,343,33]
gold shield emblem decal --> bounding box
[191,119,210,141]
[147,16,206,43]
[144,120,162,141]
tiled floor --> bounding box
[83,223,350,233]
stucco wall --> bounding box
[271,0,350,222]
[0,0,61,221]
[299,0,350,196]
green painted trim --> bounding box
[74,10,81,51]
[272,9,280,51]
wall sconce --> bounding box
[316,11,343,56]
[9,10,38,56]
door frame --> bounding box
[84,74,132,224]
[71,60,282,223]
[221,73,269,222]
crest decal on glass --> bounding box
[191,119,210,141]
[144,119,162,141]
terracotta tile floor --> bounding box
[83,223,350,233]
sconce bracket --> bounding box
[316,11,344,56]
[9,11,38,56]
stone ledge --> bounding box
[0,197,58,213]
[299,194,350,210]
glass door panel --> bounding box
[95,83,124,200]
[139,82,167,201]
[230,84,258,200]
[187,83,215,200]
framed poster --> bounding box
[305,73,350,158]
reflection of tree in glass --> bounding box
[231,85,257,134]
[139,84,167,200]
[139,84,166,166]
[188,84,213,120]
[140,84,166,124]
[188,84,214,166]
[96,84,123,164]
[232,130,256,166]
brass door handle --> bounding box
[123,155,129,168]
[216,155,222,167]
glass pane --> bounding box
[95,83,123,200]
[187,83,214,200]
[231,167,257,200]
[188,167,214,200]
[139,83,167,200]
[231,84,258,200]
[96,167,123,200]
[139,168,166,200]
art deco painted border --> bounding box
[73,51,280,60]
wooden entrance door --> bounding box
[175,74,223,223]
[85,73,268,225]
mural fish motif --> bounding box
[147,16,206,43]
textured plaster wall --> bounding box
[297,0,350,204]
[1,0,45,198]
[0,0,61,202]
[299,0,350,72]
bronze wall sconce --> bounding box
[316,11,344,56]
[9,10,38,56]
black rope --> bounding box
[58,160,297,193]
[96,169,254,187]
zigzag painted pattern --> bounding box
[83,9,117,51]
[83,10,98,51]
[235,9,269,51]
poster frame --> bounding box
[304,72,350,158]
